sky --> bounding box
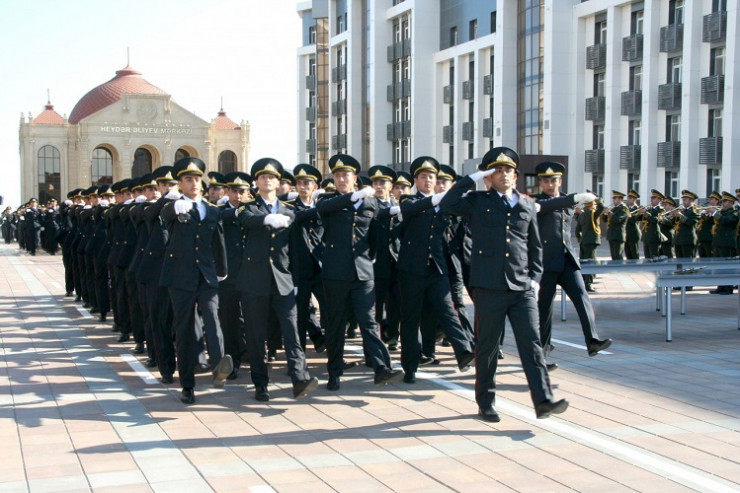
[0,0,303,207]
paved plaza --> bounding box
[1,241,740,492]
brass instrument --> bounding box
[657,205,685,218]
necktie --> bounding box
[501,194,511,210]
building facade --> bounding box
[19,65,250,203]
[296,0,738,199]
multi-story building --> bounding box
[296,0,738,199]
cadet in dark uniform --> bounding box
[533,161,612,370]
[710,192,739,295]
[316,153,402,391]
[88,185,115,322]
[637,189,667,259]
[441,146,568,422]
[624,190,642,260]
[659,196,677,258]
[235,158,319,401]
[575,197,604,292]
[24,198,41,256]
[206,171,227,204]
[698,192,721,258]
[604,190,629,260]
[673,190,699,258]
[160,157,233,404]
[391,172,412,202]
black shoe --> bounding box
[145,358,157,368]
[546,363,559,372]
[132,342,145,355]
[419,354,435,366]
[292,377,319,400]
[587,338,613,357]
[195,363,211,374]
[111,324,120,333]
[83,303,91,309]
[478,405,501,423]
[457,351,475,371]
[99,312,107,323]
[441,338,451,347]
[388,343,398,352]
[180,388,195,405]
[161,374,174,384]
[312,334,326,353]
[90,308,99,314]
[117,333,130,343]
[327,375,340,391]
[346,329,357,339]
[403,372,416,384]
[535,398,569,419]
[65,291,74,297]
[374,367,403,386]
[227,368,239,380]
[74,295,82,302]
[212,354,233,388]
[497,349,504,360]
[255,385,270,402]
[342,361,358,370]
[267,349,276,362]
[585,285,596,293]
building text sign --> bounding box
[99,125,192,135]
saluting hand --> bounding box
[264,213,292,229]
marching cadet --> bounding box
[440,146,568,422]
[575,196,604,292]
[117,179,145,351]
[391,171,412,202]
[534,162,612,370]
[235,158,319,401]
[206,171,227,204]
[396,156,475,384]
[625,190,642,259]
[218,170,252,380]
[160,157,233,405]
[673,190,700,258]
[77,187,98,311]
[288,163,327,353]
[604,190,629,260]
[87,185,115,322]
[698,191,721,258]
[61,189,83,296]
[278,170,297,201]
[138,166,179,384]
[24,198,41,256]
[367,165,402,351]
[659,196,677,258]
[1,206,14,243]
[637,189,667,259]
[40,198,59,255]
[710,192,739,295]
[107,180,132,338]
[316,153,402,391]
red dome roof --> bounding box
[32,102,65,125]
[213,108,240,130]
[68,66,167,124]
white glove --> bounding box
[135,195,147,203]
[264,213,292,229]
[469,169,495,182]
[40,227,45,231]
[165,191,181,200]
[99,199,109,207]
[431,191,447,206]
[286,191,299,200]
[390,206,401,216]
[64,199,73,206]
[217,275,227,282]
[574,192,597,204]
[83,205,92,209]
[174,199,192,215]
[293,287,298,296]
[531,280,540,300]
[216,196,229,205]
[312,189,325,201]
[19,216,25,221]
[351,187,375,201]
[124,199,133,205]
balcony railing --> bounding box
[387,121,411,141]
[621,90,642,117]
[331,99,347,116]
[703,11,727,42]
[305,138,317,154]
[658,83,682,111]
[442,125,453,144]
[387,80,411,102]
[584,149,605,173]
[619,145,641,170]
[699,137,722,166]
[586,43,606,70]
[660,24,683,53]
[585,96,605,121]
[483,74,493,95]
[701,75,724,105]
[622,34,643,62]
[657,141,681,169]
[462,80,474,100]
[305,74,316,90]
[462,121,474,141]
[482,117,493,138]
[305,106,316,121]
[387,39,411,62]
[331,64,347,82]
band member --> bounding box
[673,190,699,258]
[710,192,739,295]
[624,190,642,260]
[659,196,677,258]
[441,146,568,422]
[698,191,721,258]
[637,189,667,259]
[604,191,629,260]
[160,157,233,404]
[575,196,603,292]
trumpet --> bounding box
[696,205,719,214]
[658,206,685,218]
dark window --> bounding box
[490,11,497,33]
[450,26,458,46]
[175,148,190,162]
[37,145,61,204]
[91,147,113,185]
[469,19,477,40]
[218,150,237,175]
[712,0,727,13]
[132,148,152,177]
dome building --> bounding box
[19,65,250,203]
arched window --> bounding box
[37,145,61,204]
[91,147,113,185]
[175,148,190,162]
[218,150,237,174]
[132,147,152,177]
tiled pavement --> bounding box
[1,241,740,492]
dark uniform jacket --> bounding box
[160,198,227,292]
[219,201,245,285]
[626,205,642,243]
[236,196,295,296]
[137,197,172,285]
[674,206,699,247]
[316,191,379,282]
[712,208,739,250]
[288,197,324,282]
[370,198,400,280]
[397,192,453,276]
[639,206,667,244]
[606,203,629,242]
[441,176,543,291]
[535,193,580,272]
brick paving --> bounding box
[1,241,740,492]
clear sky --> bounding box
[0,0,302,207]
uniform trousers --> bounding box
[374,274,401,345]
[137,279,153,358]
[146,282,175,378]
[473,287,553,409]
[624,240,640,260]
[398,267,473,375]
[644,242,661,259]
[322,278,391,377]
[295,276,326,349]
[241,282,310,387]
[538,256,599,351]
[218,283,247,367]
[124,270,145,343]
[675,244,696,258]
[85,255,98,310]
[75,249,87,301]
[62,242,75,294]
[169,275,223,389]
[579,243,598,286]
[114,266,131,333]
[698,241,713,258]
[608,240,624,260]
[93,257,110,316]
